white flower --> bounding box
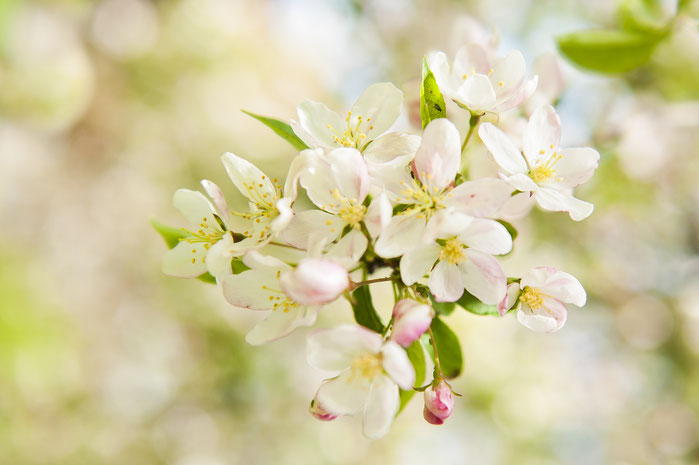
[400,211,510,303]
[428,43,537,115]
[374,118,512,258]
[162,181,242,279]
[221,251,320,345]
[499,266,587,333]
[478,105,600,221]
[307,325,415,439]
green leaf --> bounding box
[398,340,426,413]
[619,0,674,35]
[198,272,216,284]
[497,219,518,241]
[420,57,446,129]
[151,218,188,249]
[456,291,499,316]
[557,29,663,73]
[429,294,456,316]
[242,110,309,151]
[429,317,463,379]
[350,286,385,333]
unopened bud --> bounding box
[279,258,349,306]
[309,398,338,422]
[390,299,434,347]
[423,380,454,425]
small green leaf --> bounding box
[497,219,518,241]
[557,29,663,73]
[420,57,447,129]
[619,0,674,34]
[231,258,250,274]
[456,291,499,316]
[398,340,426,413]
[350,286,385,333]
[429,317,463,379]
[151,218,188,249]
[197,273,216,284]
[429,295,456,316]
[242,110,309,151]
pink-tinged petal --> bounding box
[390,300,434,348]
[221,152,276,203]
[350,82,403,141]
[162,240,208,278]
[497,282,521,316]
[325,229,368,267]
[200,179,230,224]
[172,189,216,228]
[478,122,528,174]
[459,249,506,305]
[500,172,539,192]
[220,269,278,310]
[245,305,319,345]
[534,187,593,221]
[316,370,370,416]
[491,49,526,97]
[553,147,600,188]
[521,267,586,307]
[298,151,338,210]
[380,340,416,390]
[445,178,513,217]
[423,380,454,421]
[457,218,513,255]
[364,192,392,239]
[375,215,426,258]
[309,395,339,422]
[294,100,346,149]
[498,192,535,220]
[279,258,349,306]
[362,374,400,439]
[492,75,538,114]
[400,243,440,285]
[523,105,561,165]
[327,147,370,202]
[516,297,567,333]
[307,325,383,371]
[363,133,420,167]
[428,261,465,302]
[455,74,497,112]
[414,118,461,191]
[281,210,343,249]
[422,210,475,243]
[453,43,491,76]
[424,406,445,425]
[241,249,289,272]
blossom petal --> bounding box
[294,100,345,149]
[428,261,464,302]
[400,243,440,285]
[491,49,526,97]
[362,374,400,439]
[553,147,600,188]
[516,297,567,333]
[445,178,513,217]
[221,152,277,205]
[245,305,319,345]
[492,75,538,113]
[326,229,368,267]
[200,179,230,224]
[423,210,475,243]
[315,370,370,416]
[328,147,370,202]
[205,233,238,278]
[363,133,420,167]
[497,282,521,316]
[455,74,496,112]
[459,249,506,305]
[500,172,539,192]
[498,192,536,220]
[307,325,383,371]
[457,218,513,255]
[521,267,586,307]
[162,240,208,278]
[534,187,593,221]
[220,269,278,310]
[350,82,403,141]
[279,259,349,306]
[172,188,216,228]
[478,122,528,174]
[375,215,426,258]
[427,50,459,99]
[281,210,344,249]
[284,149,319,200]
[381,341,415,390]
[364,192,392,239]
[453,43,490,76]
[523,105,561,165]
[271,197,294,234]
[414,118,461,191]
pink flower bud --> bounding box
[390,299,434,347]
[309,399,338,422]
[423,380,454,425]
[279,258,349,306]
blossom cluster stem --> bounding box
[461,113,482,154]
[427,326,443,380]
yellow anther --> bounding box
[520,286,544,310]
[350,354,382,381]
[439,237,466,264]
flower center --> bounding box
[181,217,226,263]
[520,286,544,310]
[439,237,466,264]
[350,353,382,381]
[529,151,562,184]
[234,175,283,241]
[263,273,299,313]
[325,189,366,229]
[398,180,448,220]
[327,111,373,149]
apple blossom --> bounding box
[279,258,349,306]
[390,299,434,347]
[423,380,454,425]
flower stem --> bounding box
[427,326,443,379]
[461,113,482,154]
[350,276,395,290]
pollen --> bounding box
[350,354,382,381]
[528,152,563,184]
[439,237,466,264]
[520,286,544,310]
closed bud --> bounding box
[390,299,434,347]
[423,380,454,425]
[279,258,349,306]
[309,398,338,422]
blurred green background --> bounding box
[1,0,698,464]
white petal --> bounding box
[162,240,208,278]
[362,375,400,439]
[521,267,586,307]
[498,282,521,316]
[428,261,464,302]
[516,297,567,333]
[457,218,513,255]
[316,370,370,416]
[295,100,346,149]
[534,188,594,221]
[350,82,403,141]
[490,49,526,97]
[459,249,506,305]
[200,179,230,224]
[172,189,216,227]
[423,210,475,243]
[281,210,343,249]
[500,173,539,192]
[245,305,319,345]
[241,249,289,271]
[221,152,276,204]
[498,191,536,220]
[492,75,538,113]
[374,215,426,258]
[455,74,496,112]
[380,341,415,390]
[553,147,600,188]
[284,149,319,200]
[427,50,459,98]
[327,147,370,202]
[220,270,278,310]
[205,233,237,278]
[363,133,420,167]
[307,325,383,371]
[364,192,392,239]
[326,229,368,267]
[523,105,561,165]
[400,243,440,285]
[478,122,528,174]
[271,197,294,234]
[413,118,461,191]
[526,52,564,112]
[453,43,490,76]
[445,178,513,217]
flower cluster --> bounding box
[156,39,598,439]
